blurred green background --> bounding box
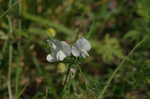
[0,0,150,99]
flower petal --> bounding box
[71,37,91,57]
[47,40,61,51]
[81,49,89,58]
[61,41,71,56]
[56,50,66,61]
[75,37,91,51]
[46,54,56,62]
[71,46,80,57]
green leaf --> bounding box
[136,0,150,21]
[124,30,141,41]
[93,34,123,63]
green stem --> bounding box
[7,15,13,99]
[98,37,147,99]
[22,13,74,35]
[8,44,13,99]
[0,1,18,18]
[60,64,72,99]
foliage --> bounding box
[93,34,123,63]
[0,0,150,99]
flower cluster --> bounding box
[46,37,91,62]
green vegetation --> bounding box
[0,0,150,99]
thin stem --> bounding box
[98,37,147,99]
[45,88,48,99]
[15,1,22,98]
[7,11,13,99]
[8,44,13,99]
[63,66,71,86]
[15,67,21,99]
[0,1,18,18]
[60,64,72,99]
[16,84,28,99]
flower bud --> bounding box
[47,28,56,37]
[57,63,66,73]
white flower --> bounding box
[46,37,91,62]
[71,37,91,58]
[46,40,71,62]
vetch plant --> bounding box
[46,37,91,99]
